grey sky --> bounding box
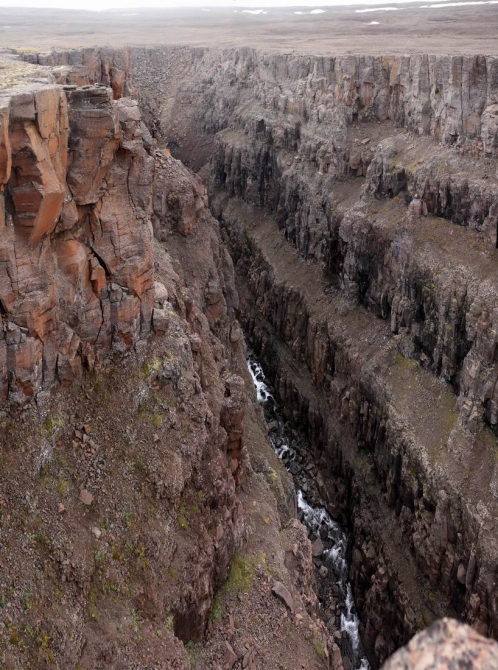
[0,0,435,8]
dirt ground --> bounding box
[0,3,497,55]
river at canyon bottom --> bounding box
[248,354,370,670]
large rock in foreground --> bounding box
[383,619,498,669]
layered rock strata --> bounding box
[0,58,331,670]
[5,44,498,669]
[0,80,154,405]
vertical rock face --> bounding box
[22,48,498,166]
[0,62,255,668]
[6,44,498,669]
[0,82,154,405]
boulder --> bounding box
[272,581,295,613]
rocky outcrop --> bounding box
[382,618,498,670]
[0,81,154,405]
[0,86,252,668]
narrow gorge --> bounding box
[1,41,498,669]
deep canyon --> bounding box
[1,29,498,670]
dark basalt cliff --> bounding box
[2,43,498,669]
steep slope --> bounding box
[4,43,498,669]
[0,58,332,670]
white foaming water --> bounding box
[297,490,341,549]
[341,585,362,655]
[298,490,366,663]
[247,357,274,404]
[326,541,348,577]
[247,354,370,670]
[242,9,266,13]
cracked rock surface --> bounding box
[1,80,154,405]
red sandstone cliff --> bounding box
[0,82,154,405]
[0,78,246,667]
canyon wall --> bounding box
[0,79,154,405]
[0,76,243,668]
[30,48,498,154]
[0,55,333,670]
[5,45,498,668]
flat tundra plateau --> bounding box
[0,3,497,54]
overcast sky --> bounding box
[0,0,434,8]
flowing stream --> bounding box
[248,354,370,670]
